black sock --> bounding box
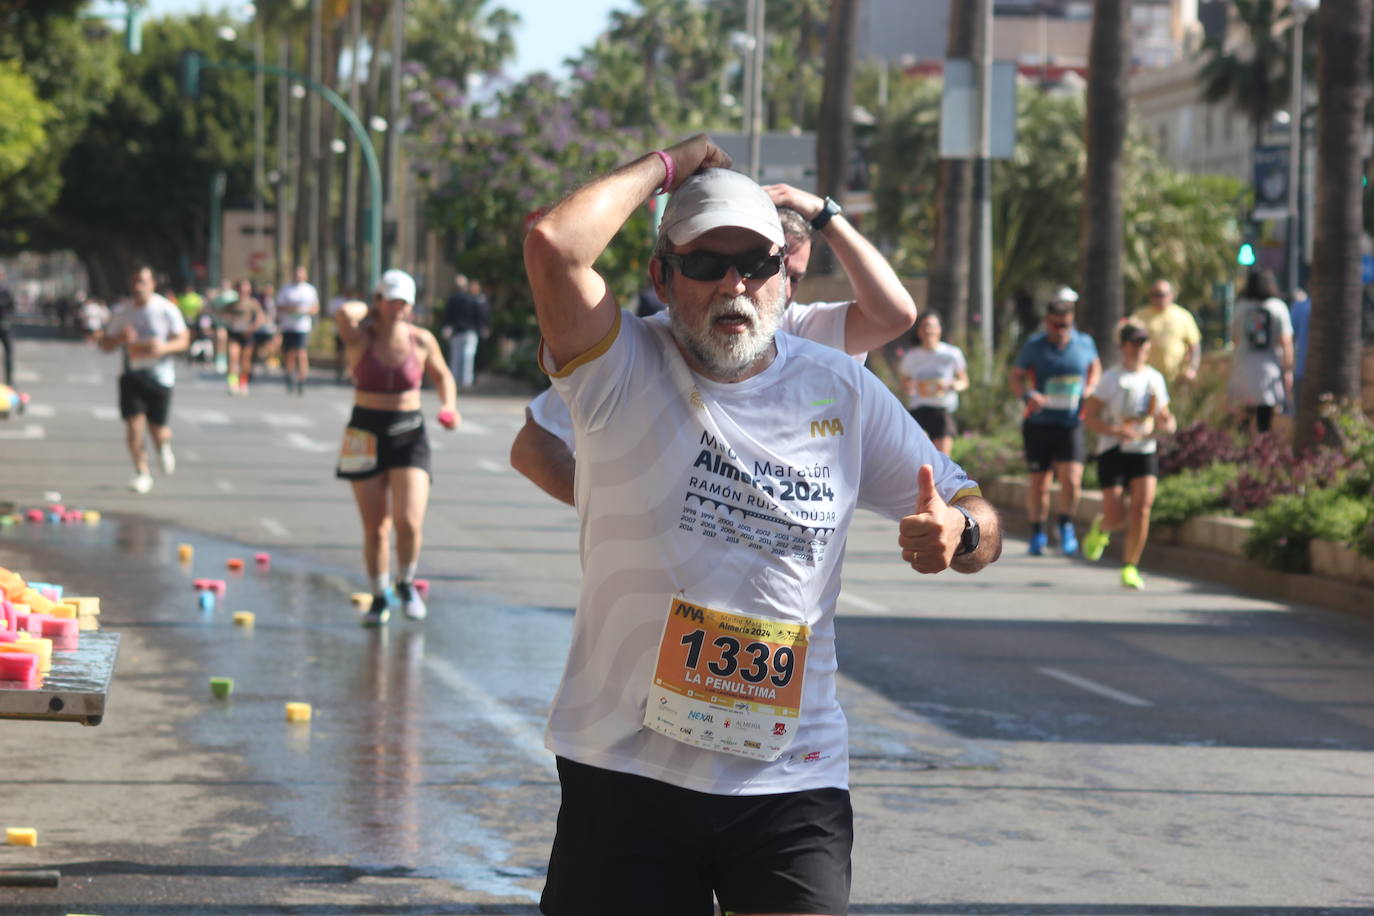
[1031,521,1045,536]
[1057,513,1072,528]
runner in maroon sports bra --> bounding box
[335,269,459,626]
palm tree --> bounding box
[1195,0,1293,149]
[816,0,860,274]
[1296,0,1371,451]
[926,0,980,345]
[1079,0,1131,353]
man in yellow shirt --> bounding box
[1131,279,1201,382]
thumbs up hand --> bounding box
[898,464,964,574]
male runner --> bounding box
[100,265,190,493]
[524,134,1001,915]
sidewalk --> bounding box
[985,475,1374,621]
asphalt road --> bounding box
[2,332,1372,915]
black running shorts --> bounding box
[335,406,431,480]
[1096,446,1160,489]
[910,405,957,441]
[118,370,173,427]
[1022,419,1086,472]
[541,757,853,916]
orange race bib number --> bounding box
[338,426,378,474]
[644,597,809,761]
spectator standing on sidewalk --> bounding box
[1010,288,1101,556]
[276,265,319,394]
[1228,268,1293,435]
[1130,279,1201,383]
[1081,323,1176,589]
[0,269,15,385]
[441,274,489,388]
[99,265,190,494]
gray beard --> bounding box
[669,291,784,381]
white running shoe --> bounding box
[158,443,176,476]
[397,581,427,621]
[130,472,153,494]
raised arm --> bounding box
[764,183,916,355]
[524,134,730,369]
[333,300,370,347]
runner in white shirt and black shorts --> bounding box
[524,136,1003,916]
[276,264,319,394]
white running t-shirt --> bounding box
[106,294,187,388]
[1093,365,1170,455]
[276,281,319,334]
[899,342,967,412]
[541,309,980,796]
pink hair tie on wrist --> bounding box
[652,150,675,196]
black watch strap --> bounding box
[810,196,841,231]
[953,504,979,557]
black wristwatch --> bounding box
[810,196,842,231]
[953,503,980,557]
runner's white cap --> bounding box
[1052,285,1079,303]
[377,269,416,304]
[659,168,785,249]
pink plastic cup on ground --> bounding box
[414,579,430,599]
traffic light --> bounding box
[125,8,142,54]
[179,50,202,99]
[1237,241,1257,267]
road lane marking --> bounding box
[454,420,490,435]
[423,654,555,773]
[24,404,55,418]
[476,459,505,473]
[284,431,333,452]
[0,424,43,440]
[839,592,891,614]
[215,479,235,493]
[263,412,315,428]
[260,517,288,537]
[92,406,119,421]
[180,407,231,425]
[13,369,39,383]
[1037,667,1153,707]
[66,371,102,384]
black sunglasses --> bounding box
[660,249,784,282]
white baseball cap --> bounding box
[1052,285,1079,303]
[377,269,416,304]
[659,168,785,249]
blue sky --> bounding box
[87,0,632,78]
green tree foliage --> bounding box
[0,61,51,183]
[53,14,266,293]
[405,0,519,86]
[1195,0,1295,147]
[0,6,121,251]
[872,80,1243,337]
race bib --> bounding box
[644,597,809,761]
[338,426,378,474]
[1044,374,1084,411]
[915,376,945,398]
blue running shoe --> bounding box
[1029,530,1048,556]
[1059,520,1079,556]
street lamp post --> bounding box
[1287,0,1319,299]
[184,53,384,291]
[209,170,227,289]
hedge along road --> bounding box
[1,331,1373,914]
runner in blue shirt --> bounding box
[1009,288,1102,556]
